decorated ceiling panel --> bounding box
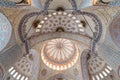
[8,56,32,80]
[40,0,73,10]
[109,15,120,48]
[33,0,97,10]
[8,49,39,80]
[8,0,23,3]
[41,38,79,71]
[88,56,113,80]
[2,0,31,6]
[35,12,85,34]
[0,13,12,52]
[22,11,100,44]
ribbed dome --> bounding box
[44,38,75,62]
[41,38,79,70]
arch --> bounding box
[18,11,45,54]
[0,12,12,53]
[29,32,91,47]
[19,11,102,54]
[18,11,44,43]
[19,11,102,43]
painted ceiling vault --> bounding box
[0,0,120,80]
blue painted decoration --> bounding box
[108,1,120,6]
[0,1,16,7]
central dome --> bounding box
[41,38,79,70]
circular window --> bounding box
[41,38,79,71]
[0,13,12,52]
